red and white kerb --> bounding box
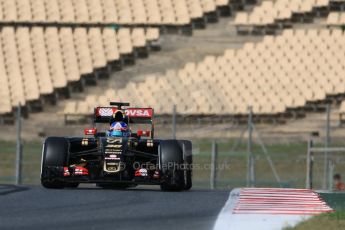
[233,188,333,215]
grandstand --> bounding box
[0,0,248,123]
[1,0,345,140]
[0,26,158,116]
[64,28,345,119]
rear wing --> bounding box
[93,102,155,138]
[94,107,154,124]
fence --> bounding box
[306,139,345,190]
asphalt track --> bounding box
[0,184,229,230]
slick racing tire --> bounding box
[179,140,192,191]
[41,137,69,189]
[159,140,186,191]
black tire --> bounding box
[41,137,69,189]
[179,140,193,190]
[159,140,185,191]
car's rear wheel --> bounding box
[41,137,69,189]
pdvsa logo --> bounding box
[125,109,152,117]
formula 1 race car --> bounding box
[41,102,192,191]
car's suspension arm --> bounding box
[125,150,158,159]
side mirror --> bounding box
[84,128,97,136]
[137,130,151,137]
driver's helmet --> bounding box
[108,121,130,137]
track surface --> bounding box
[0,185,229,230]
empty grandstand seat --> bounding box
[45,27,68,89]
[102,28,120,62]
[216,0,230,7]
[64,101,76,115]
[146,28,160,41]
[73,0,90,23]
[0,43,12,114]
[1,27,26,107]
[16,27,40,102]
[316,0,330,7]
[130,0,147,24]
[73,28,93,75]
[95,95,106,107]
[85,95,98,109]
[187,0,204,19]
[16,0,32,22]
[145,0,161,23]
[87,0,104,23]
[76,101,90,115]
[174,0,191,24]
[103,0,118,23]
[2,0,18,22]
[45,0,61,23]
[326,12,340,25]
[117,28,134,55]
[159,0,176,24]
[31,0,46,22]
[59,28,81,82]
[131,28,147,48]
[88,28,107,69]
[115,0,133,23]
[201,0,217,13]
[30,27,54,95]
[58,0,75,23]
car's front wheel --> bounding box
[41,137,69,189]
[159,140,186,191]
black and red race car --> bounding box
[41,102,192,191]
